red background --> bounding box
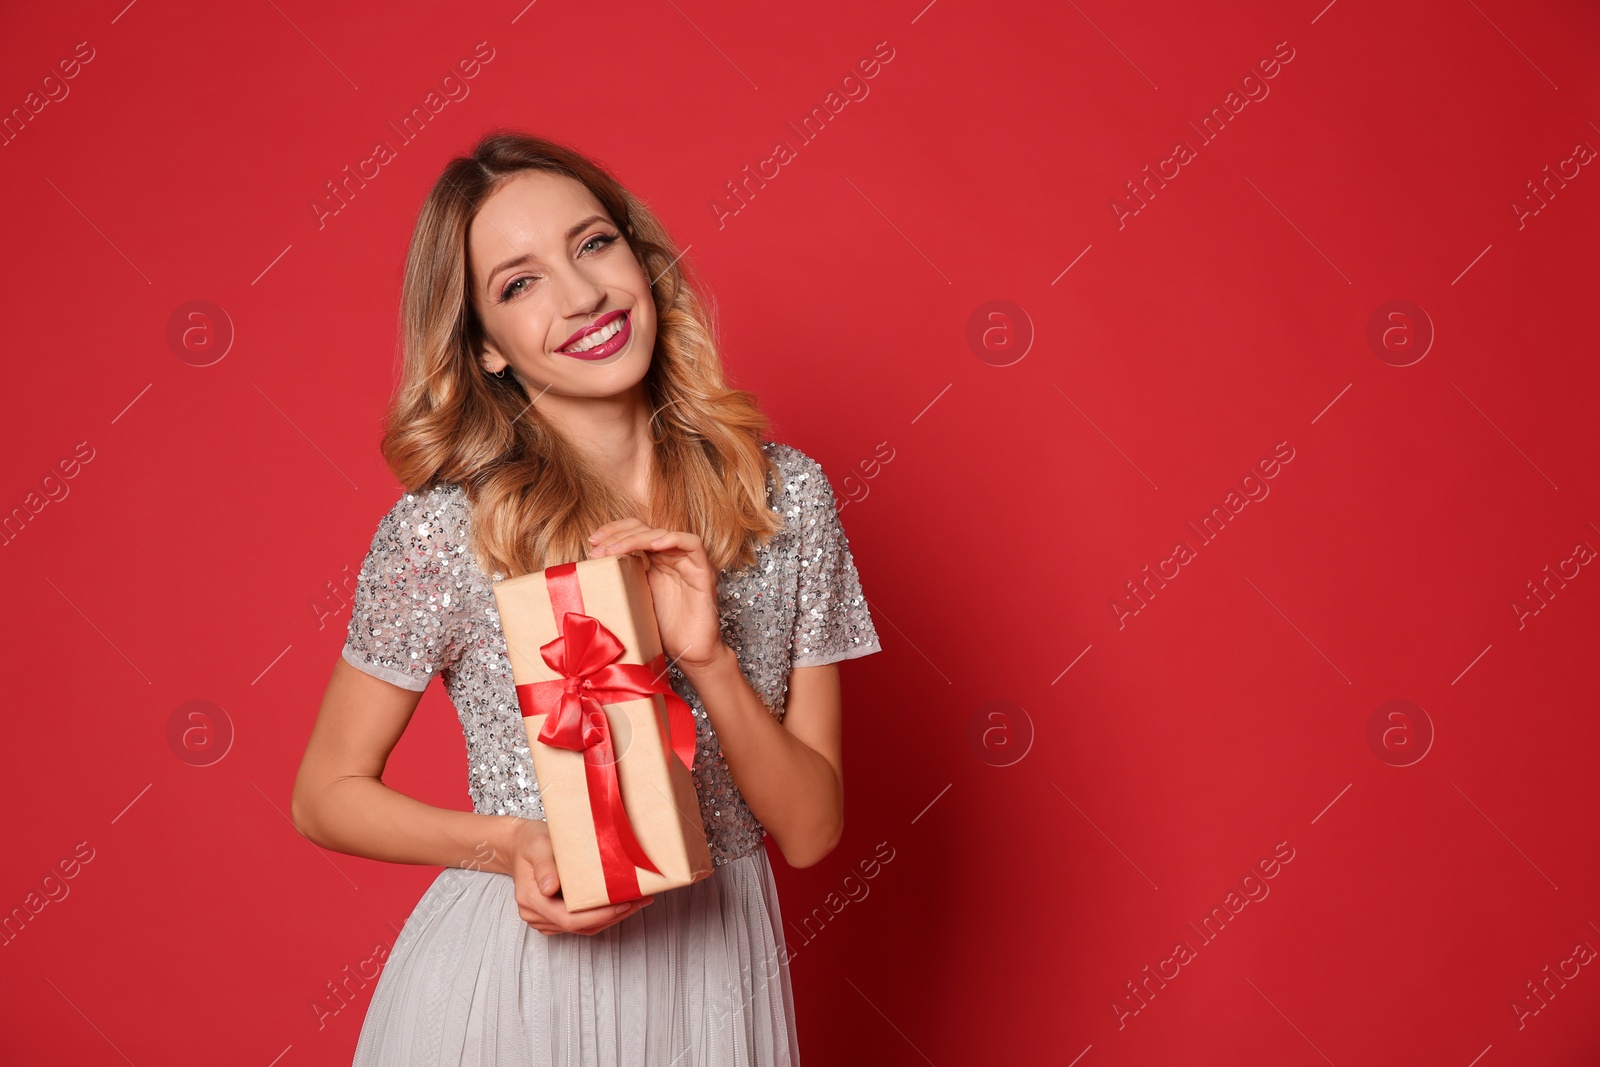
[3,0,1599,1064]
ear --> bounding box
[478,340,507,376]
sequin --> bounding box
[341,441,882,866]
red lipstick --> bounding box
[557,309,630,360]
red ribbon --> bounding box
[514,561,699,904]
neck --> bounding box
[537,382,655,514]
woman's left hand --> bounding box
[587,519,726,673]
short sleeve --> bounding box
[784,449,884,668]
[341,488,472,692]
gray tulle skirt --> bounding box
[351,849,800,1066]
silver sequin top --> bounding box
[340,441,882,866]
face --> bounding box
[467,170,657,400]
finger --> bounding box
[641,531,704,554]
[532,895,603,926]
[526,896,651,936]
[516,838,561,898]
[589,528,661,557]
[559,896,653,934]
[588,519,648,544]
[588,539,657,560]
[586,899,652,934]
[577,898,651,927]
[518,894,562,927]
[575,912,632,936]
[514,876,563,924]
[594,528,669,556]
[561,910,620,934]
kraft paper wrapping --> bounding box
[492,552,712,911]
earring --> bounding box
[492,367,509,379]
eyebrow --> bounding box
[484,213,613,296]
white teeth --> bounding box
[563,314,625,353]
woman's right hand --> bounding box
[503,817,655,936]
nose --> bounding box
[554,258,607,322]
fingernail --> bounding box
[541,876,557,892]
[615,904,631,914]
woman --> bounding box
[290,130,882,1066]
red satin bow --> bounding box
[514,562,698,904]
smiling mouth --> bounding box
[558,310,631,360]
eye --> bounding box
[498,233,619,303]
[500,275,538,302]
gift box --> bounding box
[492,553,713,911]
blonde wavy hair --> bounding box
[377,130,783,578]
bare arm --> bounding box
[680,650,844,869]
[293,657,655,934]
[290,657,524,875]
